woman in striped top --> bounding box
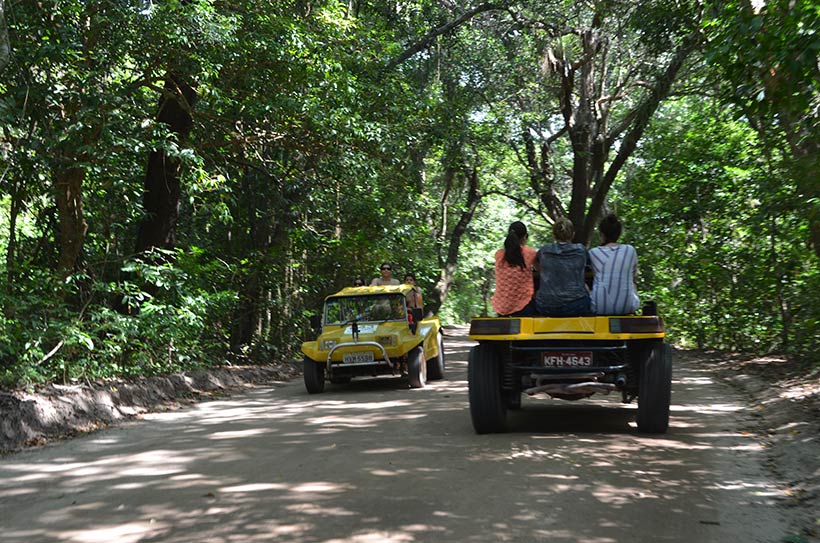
[589,214,640,315]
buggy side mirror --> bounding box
[309,314,322,331]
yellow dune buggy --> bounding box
[468,312,672,434]
[301,285,445,393]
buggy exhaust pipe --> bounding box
[525,377,618,396]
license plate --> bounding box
[542,351,593,367]
[342,351,374,364]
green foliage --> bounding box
[619,97,818,362]
[0,256,233,387]
[1,0,818,390]
[704,0,819,134]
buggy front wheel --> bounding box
[407,347,427,389]
[303,357,326,394]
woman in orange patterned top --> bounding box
[491,221,539,317]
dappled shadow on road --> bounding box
[0,338,788,543]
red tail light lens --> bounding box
[609,317,664,334]
[469,318,521,335]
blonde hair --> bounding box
[552,218,574,242]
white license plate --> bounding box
[342,351,375,364]
[542,351,593,367]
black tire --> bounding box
[636,342,672,433]
[426,333,446,381]
[303,357,326,394]
[468,344,507,433]
[407,346,427,389]
[505,390,522,410]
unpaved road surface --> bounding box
[0,328,801,542]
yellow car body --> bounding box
[467,314,672,434]
[301,285,445,392]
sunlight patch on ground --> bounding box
[707,479,783,493]
[370,468,408,476]
[220,482,287,493]
[592,483,659,504]
[208,428,272,439]
[220,480,353,498]
[292,481,350,493]
[308,413,426,427]
[7,449,194,483]
[674,402,745,414]
[546,483,591,494]
[314,400,413,411]
[58,522,168,543]
[116,451,191,477]
[509,445,568,461]
[530,473,581,480]
[362,447,404,454]
[677,376,716,385]
[324,533,414,543]
[285,502,357,516]
[245,521,314,537]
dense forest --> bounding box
[0,0,817,386]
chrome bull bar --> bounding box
[326,341,393,378]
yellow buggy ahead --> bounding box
[468,313,672,434]
[301,285,445,393]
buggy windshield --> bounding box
[324,294,407,325]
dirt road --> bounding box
[0,327,801,542]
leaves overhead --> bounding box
[0,0,817,386]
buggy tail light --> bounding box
[609,317,664,334]
[470,318,521,335]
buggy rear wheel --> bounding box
[636,342,672,433]
[505,390,522,410]
[303,357,326,394]
[468,344,507,434]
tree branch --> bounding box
[0,0,10,72]
[385,3,506,70]
[582,32,702,243]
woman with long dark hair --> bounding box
[492,221,539,316]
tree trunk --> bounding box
[523,129,564,219]
[566,30,600,232]
[4,176,22,316]
[429,166,482,314]
[777,118,820,263]
[535,14,699,244]
[135,72,197,254]
[55,166,88,278]
[579,33,699,244]
[0,0,9,72]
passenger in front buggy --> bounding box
[588,214,640,316]
[492,221,539,317]
[534,218,591,317]
[403,272,424,312]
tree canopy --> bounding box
[0,0,817,386]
